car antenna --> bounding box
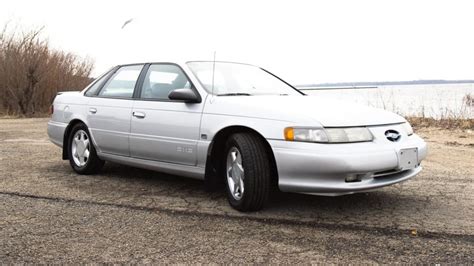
[211,51,216,96]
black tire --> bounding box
[223,133,271,211]
[68,123,104,174]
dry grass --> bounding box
[407,116,474,130]
[0,113,49,119]
[0,23,93,116]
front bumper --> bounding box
[269,129,427,196]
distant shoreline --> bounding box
[297,80,474,90]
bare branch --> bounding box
[0,23,94,116]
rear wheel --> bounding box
[224,133,271,211]
[68,123,104,174]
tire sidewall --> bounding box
[224,137,249,209]
[68,124,94,173]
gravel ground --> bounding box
[0,118,473,263]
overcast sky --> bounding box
[1,0,473,84]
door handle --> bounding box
[89,107,97,114]
[132,111,146,119]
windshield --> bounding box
[187,62,302,96]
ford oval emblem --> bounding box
[385,130,401,142]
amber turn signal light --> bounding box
[284,127,294,141]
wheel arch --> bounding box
[62,119,87,160]
[204,125,278,189]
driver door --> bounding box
[129,64,204,165]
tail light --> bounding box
[49,104,54,115]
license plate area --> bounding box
[398,148,418,170]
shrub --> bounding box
[0,24,94,116]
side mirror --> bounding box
[168,88,200,103]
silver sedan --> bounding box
[48,61,427,211]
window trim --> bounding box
[134,63,202,103]
[261,68,305,96]
[83,67,118,97]
[186,61,305,96]
[87,64,145,100]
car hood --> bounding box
[205,95,406,127]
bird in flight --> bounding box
[121,18,134,29]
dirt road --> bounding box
[0,118,473,263]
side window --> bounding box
[84,69,114,96]
[98,65,143,98]
[141,64,191,100]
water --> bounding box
[300,83,474,119]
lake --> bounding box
[299,83,474,119]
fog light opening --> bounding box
[345,174,362,183]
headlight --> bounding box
[284,127,329,142]
[284,127,373,143]
[402,122,414,136]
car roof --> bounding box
[115,60,258,68]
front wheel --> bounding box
[224,133,271,212]
[68,123,104,174]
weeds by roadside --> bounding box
[0,23,93,116]
[0,114,49,119]
[407,117,474,130]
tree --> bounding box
[0,24,94,116]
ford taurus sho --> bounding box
[47,61,427,211]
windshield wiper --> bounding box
[217,93,252,96]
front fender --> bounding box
[196,113,296,169]
[201,113,292,141]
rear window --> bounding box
[98,65,143,98]
[84,69,114,96]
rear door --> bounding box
[129,63,204,165]
[87,64,144,156]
